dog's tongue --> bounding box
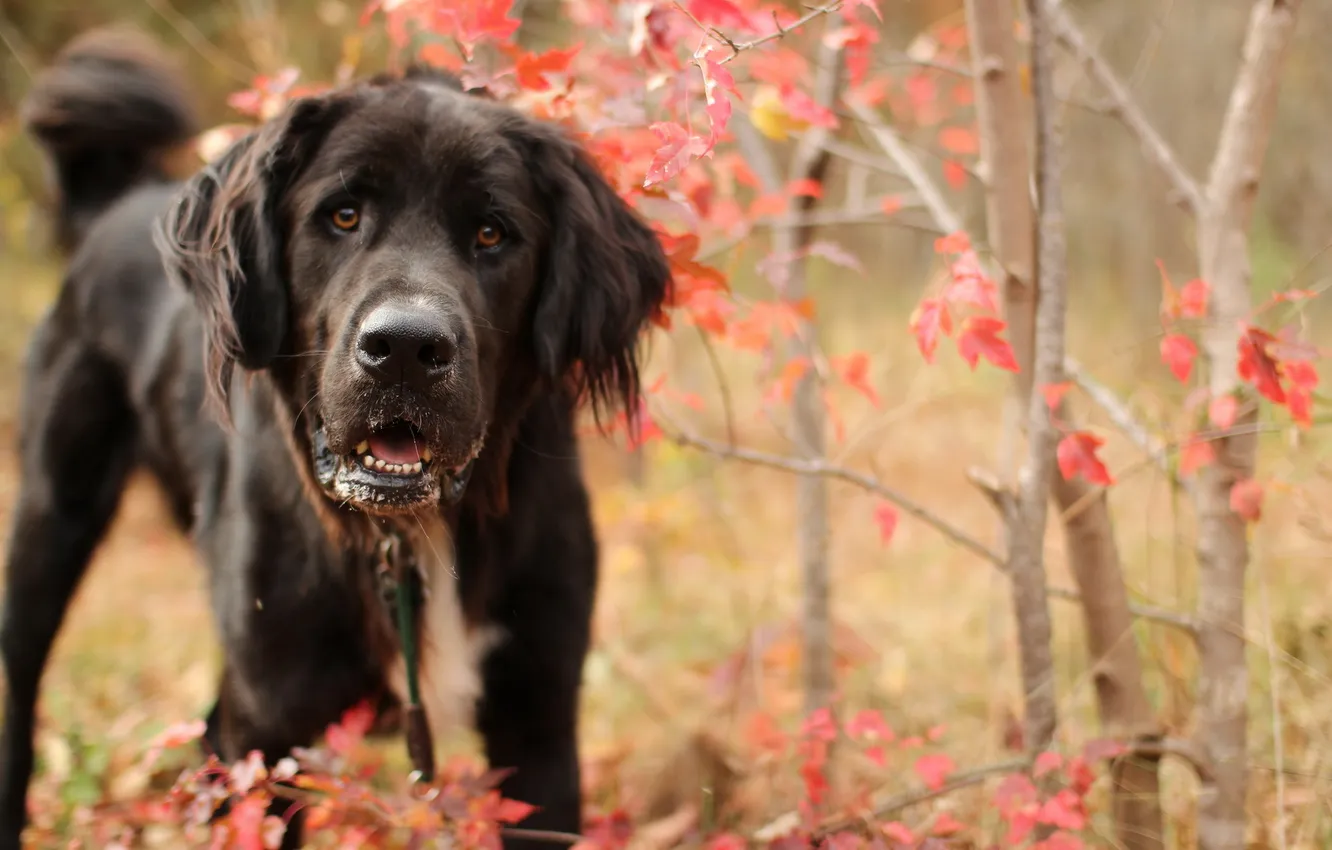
[368,425,423,464]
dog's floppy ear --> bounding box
[513,121,672,419]
[155,96,344,415]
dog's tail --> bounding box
[22,28,199,253]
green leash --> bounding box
[379,534,435,784]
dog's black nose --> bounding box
[355,304,457,390]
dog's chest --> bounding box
[385,519,501,738]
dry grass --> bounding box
[0,251,1330,847]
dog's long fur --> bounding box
[0,29,670,850]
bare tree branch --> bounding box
[1048,0,1205,216]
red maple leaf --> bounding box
[881,822,916,845]
[644,122,709,186]
[1160,333,1198,383]
[845,709,894,742]
[956,316,1019,372]
[933,231,971,254]
[1057,431,1114,486]
[872,502,898,544]
[942,159,968,189]
[747,48,808,88]
[1237,324,1286,404]
[832,352,880,405]
[1230,478,1264,522]
[510,44,581,91]
[908,298,952,363]
[1179,278,1210,318]
[1178,435,1216,477]
[1042,382,1073,411]
[913,753,956,790]
[1209,393,1239,429]
[938,125,979,155]
[325,699,376,756]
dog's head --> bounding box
[157,69,670,517]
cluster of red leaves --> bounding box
[129,703,535,849]
[908,232,1017,373]
[1154,261,1324,520]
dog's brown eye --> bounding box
[476,222,505,250]
[330,207,360,232]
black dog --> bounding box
[0,28,669,849]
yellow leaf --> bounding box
[748,85,811,142]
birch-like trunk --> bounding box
[1193,3,1299,847]
[964,2,1165,844]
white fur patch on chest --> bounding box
[385,518,503,739]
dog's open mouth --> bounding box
[311,419,484,514]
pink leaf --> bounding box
[1209,394,1239,429]
[644,122,709,187]
[1230,478,1264,522]
[1179,278,1210,318]
[1056,431,1114,486]
[913,753,955,790]
[1160,333,1198,383]
[956,316,1019,372]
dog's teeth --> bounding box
[421,448,433,463]
[410,461,423,473]
[355,440,370,454]
[374,459,387,471]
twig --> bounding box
[662,422,1003,566]
[812,757,1031,836]
[1047,0,1204,216]
[662,420,1198,633]
[846,103,966,235]
[718,2,845,64]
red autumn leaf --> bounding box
[1288,386,1313,428]
[686,0,753,30]
[1160,333,1198,383]
[908,298,952,363]
[228,796,270,850]
[1081,738,1128,762]
[460,0,523,49]
[1042,382,1073,411]
[786,178,823,198]
[1237,324,1286,404]
[881,822,915,845]
[833,352,879,406]
[1057,431,1114,486]
[956,315,1020,372]
[1209,393,1239,429]
[325,699,376,755]
[511,44,582,91]
[942,159,968,189]
[913,753,956,790]
[934,231,972,254]
[784,87,838,129]
[492,797,537,824]
[696,56,734,150]
[1230,478,1264,522]
[705,833,748,850]
[864,746,887,767]
[846,709,894,742]
[904,72,937,120]
[873,502,899,545]
[933,812,966,837]
[745,711,788,754]
[765,357,810,404]
[1178,435,1216,477]
[938,125,979,155]
[749,192,789,219]
[1033,751,1063,777]
[1285,358,1319,391]
[644,122,709,186]
[943,251,999,312]
[801,707,839,742]
[1179,278,1210,318]
[748,48,808,88]
[1036,790,1087,831]
[880,195,903,215]
[148,719,207,751]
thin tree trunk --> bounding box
[1193,3,1300,848]
[1007,0,1063,770]
[966,1,1165,842]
